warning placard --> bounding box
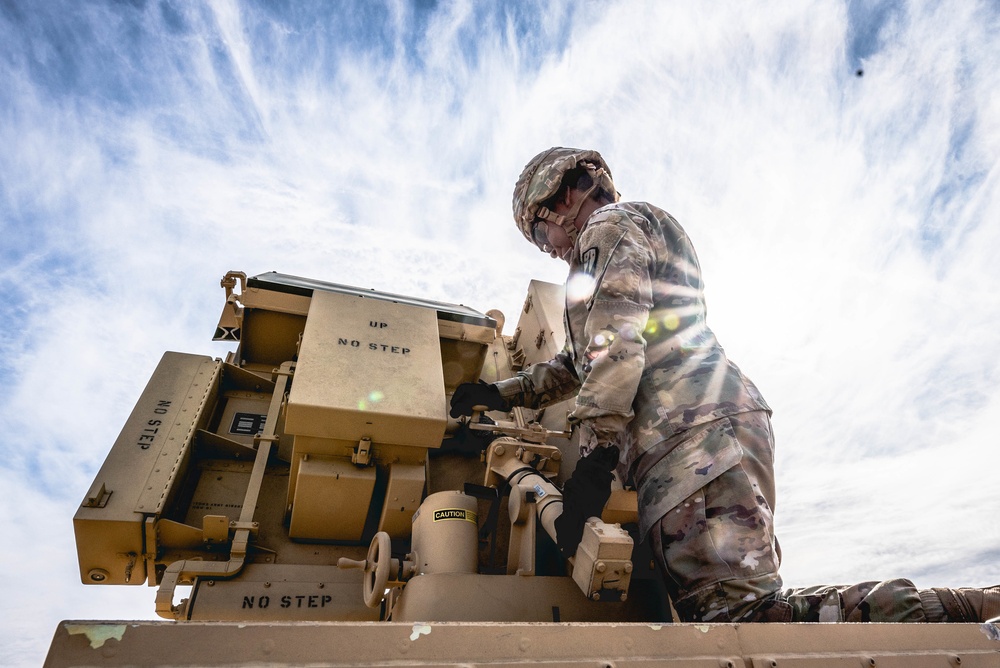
[432,508,477,524]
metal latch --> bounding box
[353,437,372,466]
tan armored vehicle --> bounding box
[47,271,1000,666]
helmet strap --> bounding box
[535,167,607,247]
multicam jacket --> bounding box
[496,201,770,502]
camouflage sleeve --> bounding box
[570,213,654,453]
[494,350,582,410]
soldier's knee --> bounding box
[673,576,785,623]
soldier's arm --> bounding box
[494,350,581,409]
[569,213,654,451]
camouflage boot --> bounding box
[921,586,1000,622]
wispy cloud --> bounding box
[3,0,999,663]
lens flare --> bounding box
[566,273,596,302]
[358,389,386,411]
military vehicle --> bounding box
[47,271,1000,666]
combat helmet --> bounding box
[512,147,619,252]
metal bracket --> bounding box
[202,515,229,544]
[507,483,538,576]
[83,483,112,508]
[228,520,260,535]
[220,271,247,299]
[508,327,522,350]
[509,347,526,371]
[483,439,562,489]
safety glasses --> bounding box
[531,218,550,248]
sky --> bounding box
[2,0,1000,664]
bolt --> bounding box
[620,592,627,602]
[595,562,606,573]
[624,562,633,574]
[592,592,601,601]
[494,445,506,456]
[207,580,215,586]
[264,582,271,588]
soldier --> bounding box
[451,146,999,624]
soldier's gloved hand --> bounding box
[449,380,505,418]
[554,445,620,560]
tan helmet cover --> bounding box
[512,147,618,249]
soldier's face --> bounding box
[534,220,575,262]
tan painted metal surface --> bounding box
[286,289,447,448]
[73,352,221,586]
[46,621,1000,667]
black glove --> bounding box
[449,380,505,418]
[554,445,620,560]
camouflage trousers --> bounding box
[645,411,942,623]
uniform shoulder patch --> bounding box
[581,247,599,276]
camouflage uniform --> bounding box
[495,200,768,501]
[500,147,999,624]
[496,147,1000,622]
[496,200,785,619]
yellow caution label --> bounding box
[432,508,477,524]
